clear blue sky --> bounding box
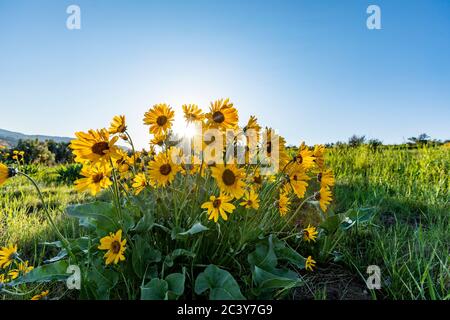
[1,0,449,148]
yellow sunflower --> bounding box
[31,290,49,300]
[239,188,260,210]
[108,115,127,134]
[244,115,261,133]
[0,163,15,186]
[305,256,316,271]
[182,104,205,123]
[293,142,316,170]
[0,274,10,284]
[148,152,181,187]
[313,144,326,169]
[210,164,246,199]
[248,168,263,189]
[316,187,332,212]
[286,165,310,199]
[318,168,335,190]
[201,194,236,223]
[150,133,167,147]
[206,98,238,130]
[278,192,291,216]
[303,225,318,243]
[75,162,112,196]
[0,244,18,268]
[8,260,34,279]
[98,229,127,265]
[114,149,134,174]
[132,173,149,195]
[70,129,120,165]
[143,103,175,135]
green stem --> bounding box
[18,172,76,262]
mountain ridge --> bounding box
[0,128,73,148]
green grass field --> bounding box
[1,145,448,300]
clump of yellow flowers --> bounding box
[68,98,334,269]
[0,98,337,300]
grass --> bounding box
[327,144,449,300]
[1,145,448,299]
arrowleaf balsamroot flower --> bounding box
[303,225,318,242]
[148,151,181,187]
[0,163,16,186]
[278,192,291,216]
[70,129,120,165]
[285,165,310,199]
[75,162,112,196]
[240,188,260,210]
[109,115,127,134]
[318,169,335,190]
[182,104,205,123]
[98,230,127,265]
[132,173,149,195]
[0,244,18,268]
[31,290,49,300]
[305,256,316,271]
[143,103,175,135]
[201,194,235,223]
[8,260,34,280]
[206,98,238,130]
[316,187,333,212]
[293,142,316,170]
[150,132,167,147]
[210,164,246,199]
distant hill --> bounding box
[0,128,73,148]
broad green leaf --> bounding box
[319,213,342,234]
[247,236,277,270]
[166,272,185,298]
[85,260,119,300]
[132,211,154,233]
[8,260,70,286]
[195,264,246,300]
[272,236,306,269]
[174,222,209,239]
[163,249,195,268]
[43,249,68,264]
[253,266,301,290]
[141,278,169,300]
[132,235,161,277]
[66,202,118,235]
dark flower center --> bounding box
[266,142,272,154]
[111,241,121,254]
[317,173,322,182]
[315,192,321,201]
[159,164,172,176]
[92,174,103,183]
[157,116,168,126]
[212,111,225,123]
[8,167,17,178]
[222,169,236,186]
[92,142,110,156]
[296,154,303,164]
[213,199,222,208]
[254,176,262,184]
